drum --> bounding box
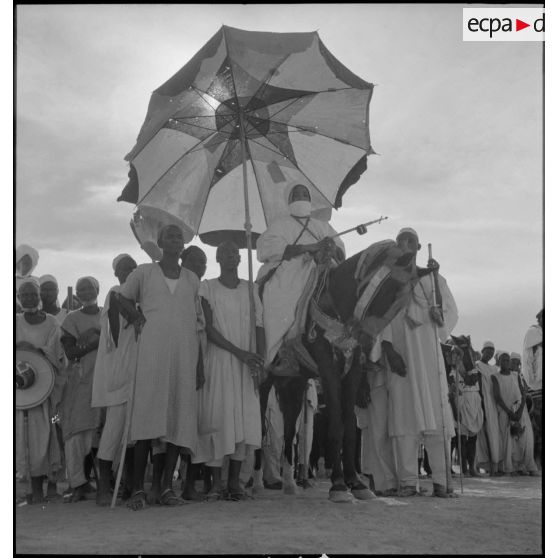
[16,349,56,410]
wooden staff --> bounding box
[428,243,452,493]
[23,410,32,504]
[111,335,141,509]
[453,360,464,494]
[66,286,73,312]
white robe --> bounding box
[91,286,120,408]
[475,360,500,467]
[256,215,344,365]
[194,279,263,464]
[119,263,201,448]
[522,324,543,391]
[381,273,458,438]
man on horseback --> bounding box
[255,184,344,493]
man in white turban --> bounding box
[255,184,343,493]
[93,254,139,506]
[16,244,40,312]
[39,275,69,325]
[374,228,459,497]
[522,310,543,391]
[475,340,501,475]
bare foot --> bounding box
[181,486,204,501]
[96,489,113,507]
[66,485,86,503]
[147,485,161,505]
[28,493,46,505]
[127,490,148,511]
[432,483,459,498]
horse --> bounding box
[255,239,424,502]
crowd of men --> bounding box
[15,184,543,509]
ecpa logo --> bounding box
[463,8,544,42]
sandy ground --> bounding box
[15,473,542,555]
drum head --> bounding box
[16,349,56,410]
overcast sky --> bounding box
[15,3,544,355]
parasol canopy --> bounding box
[119,25,374,249]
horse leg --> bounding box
[341,358,375,500]
[312,337,351,502]
[277,378,306,495]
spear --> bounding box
[330,216,388,239]
[428,243,453,494]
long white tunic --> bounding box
[522,324,543,391]
[493,371,537,472]
[381,273,458,438]
[194,279,263,464]
[91,286,119,408]
[475,360,500,466]
[256,215,343,365]
[16,314,64,477]
[120,263,201,449]
[454,372,484,436]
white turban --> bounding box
[76,276,100,293]
[15,244,39,277]
[17,276,40,293]
[482,341,495,350]
[396,227,419,241]
[511,352,521,361]
[112,253,133,272]
[39,274,58,286]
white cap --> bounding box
[396,227,419,240]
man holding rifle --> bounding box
[377,228,459,498]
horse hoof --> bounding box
[328,489,353,503]
[283,483,297,495]
[352,487,376,500]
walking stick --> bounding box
[23,410,32,503]
[428,243,452,493]
[299,383,309,485]
[453,363,464,494]
[66,286,73,313]
[110,327,141,509]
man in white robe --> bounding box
[255,184,344,492]
[256,184,344,367]
[522,309,543,391]
[378,228,459,497]
[93,254,138,506]
[475,341,500,475]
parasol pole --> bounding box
[428,243,452,494]
[238,111,259,393]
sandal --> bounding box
[159,488,183,506]
[127,490,148,511]
[226,489,252,502]
[398,485,423,497]
[204,489,225,502]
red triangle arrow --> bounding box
[516,19,530,31]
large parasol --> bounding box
[118,25,375,370]
[119,25,374,250]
